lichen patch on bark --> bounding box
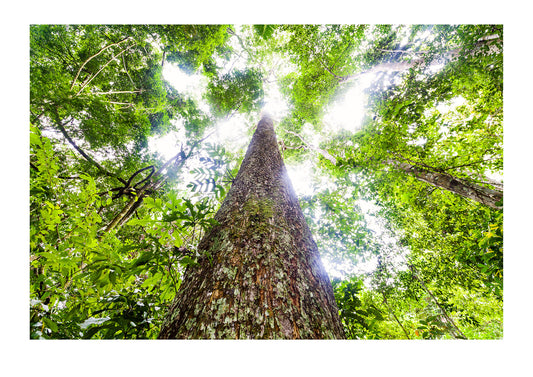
[158,116,345,339]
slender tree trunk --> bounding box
[294,144,502,209]
[381,292,411,339]
[409,266,467,340]
[159,115,345,339]
[387,160,503,209]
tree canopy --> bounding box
[29,24,503,341]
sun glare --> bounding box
[261,82,289,122]
[324,73,375,133]
[162,64,208,110]
[148,120,185,161]
[211,115,250,153]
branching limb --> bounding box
[226,27,253,56]
[106,132,216,233]
[104,166,155,199]
[70,36,132,91]
[74,43,135,96]
[50,107,126,185]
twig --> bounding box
[285,130,337,165]
[381,292,411,339]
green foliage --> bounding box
[30,152,218,339]
[30,24,503,340]
[30,25,226,154]
[333,277,385,339]
[29,25,228,339]
[205,68,264,117]
[300,183,376,272]
[252,25,277,40]
[162,25,230,73]
[277,25,369,125]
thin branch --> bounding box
[440,155,499,172]
[161,51,166,67]
[409,265,468,340]
[50,107,126,184]
[122,53,137,88]
[92,90,143,95]
[304,43,346,82]
[103,132,213,234]
[70,36,132,90]
[226,27,254,56]
[285,130,337,165]
[381,292,411,339]
[74,44,135,96]
[377,48,425,55]
[108,101,135,109]
[30,109,46,123]
[388,150,442,174]
[330,41,353,71]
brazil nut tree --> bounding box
[159,115,345,339]
[30,24,503,341]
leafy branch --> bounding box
[284,130,337,165]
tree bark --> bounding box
[387,160,503,209]
[159,115,345,339]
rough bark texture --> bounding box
[158,115,345,339]
[389,160,503,209]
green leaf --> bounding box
[30,132,42,146]
[132,252,155,267]
[42,317,58,332]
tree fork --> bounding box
[159,115,345,339]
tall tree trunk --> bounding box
[387,160,503,209]
[159,115,345,339]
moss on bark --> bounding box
[158,115,345,339]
